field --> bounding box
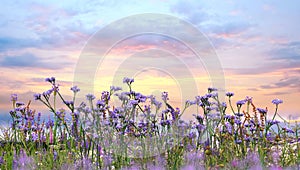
[0,77,299,169]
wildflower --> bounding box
[45,77,55,84]
[70,86,80,93]
[267,120,280,126]
[283,127,294,133]
[272,98,283,105]
[101,91,110,101]
[96,100,105,108]
[53,150,57,160]
[11,94,18,101]
[188,131,197,139]
[171,107,180,120]
[64,100,74,106]
[123,77,134,84]
[129,99,139,105]
[16,102,25,107]
[226,92,234,97]
[134,92,147,102]
[0,156,4,166]
[222,102,227,108]
[43,89,53,96]
[31,133,38,141]
[244,96,252,103]
[235,112,244,117]
[33,93,41,100]
[86,94,95,101]
[235,139,242,144]
[186,100,196,106]
[257,108,267,115]
[236,100,246,107]
[208,87,218,93]
[162,91,169,102]
[110,86,122,92]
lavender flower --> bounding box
[123,77,134,84]
[101,91,110,101]
[236,100,246,106]
[244,96,253,103]
[208,87,218,93]
[226,92,234,97]
[45,77,55,83]
[11,94,18,102]
[70,85,80,93]
[86,94,95,101]
[257,108,267,115]
[110,86,122,92]
[33,93,41,100]
[16,102,25,107]
[162,91,169,102]
[272,98,283,105]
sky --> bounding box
[0,0,300,122]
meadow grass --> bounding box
[0,77,299,169]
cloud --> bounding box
[260,77,300,92]
[268,41,300,62]
[0,37,39,52]
[0,53,73,70]
[170,1,208,25]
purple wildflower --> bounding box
[235,139,242,144]
[188,131,197,139]
[235,119,242,125]
[222,102,227,108]
[236,100,246,106]
[123,77,134,84]
[86,94,95,101]
[272,98,283,105]
[101,91,110,101]
[162,91,169,102]
[45,77,55,83]
[244,96,253,103]
[226,92,234,97]
[16,102,25,107]
[64,100,74,106]
[267,120,280,125]
[129,99,139,105]
[31,133,38,141]
[11,94,18,101]
[235,112,244,117]
[257,108,267,115]
[208,87,218,92]
[110,86,122,92]
[186,100,196,106]
[70,86,80,93]
[33,93,41,100]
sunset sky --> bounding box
[0,0,300,122]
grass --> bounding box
[0,77,299,169]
